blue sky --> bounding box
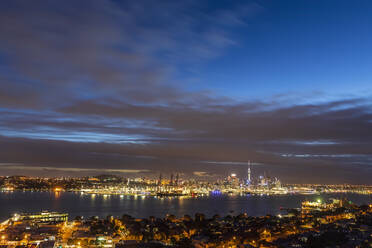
[183,0,372,99]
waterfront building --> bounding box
[11,211,68,224]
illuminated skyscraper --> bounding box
[247,161,252,185]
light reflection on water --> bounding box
[0,191,370,220]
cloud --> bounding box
[0,0,250,109]
[0,1,371,183]
[193,171,215,177]
[0,95,372,184]
[0,164,149,174]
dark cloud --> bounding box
[0,97,372,183]
[0,1,371,183]
[0,0,248,108]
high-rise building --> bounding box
[158,173,162,186]
[247,161,252,185]
[170,173,174,186]
[175,173,179,186]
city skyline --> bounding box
[1,0,372,184]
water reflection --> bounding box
[54,191,61,198]
[0,192,370,220]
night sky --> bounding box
[0,0,372,184]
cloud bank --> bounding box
[0,0,371,183]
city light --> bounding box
[0,200,370,247]
[54,187,63,192]
[0,1,371,247]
